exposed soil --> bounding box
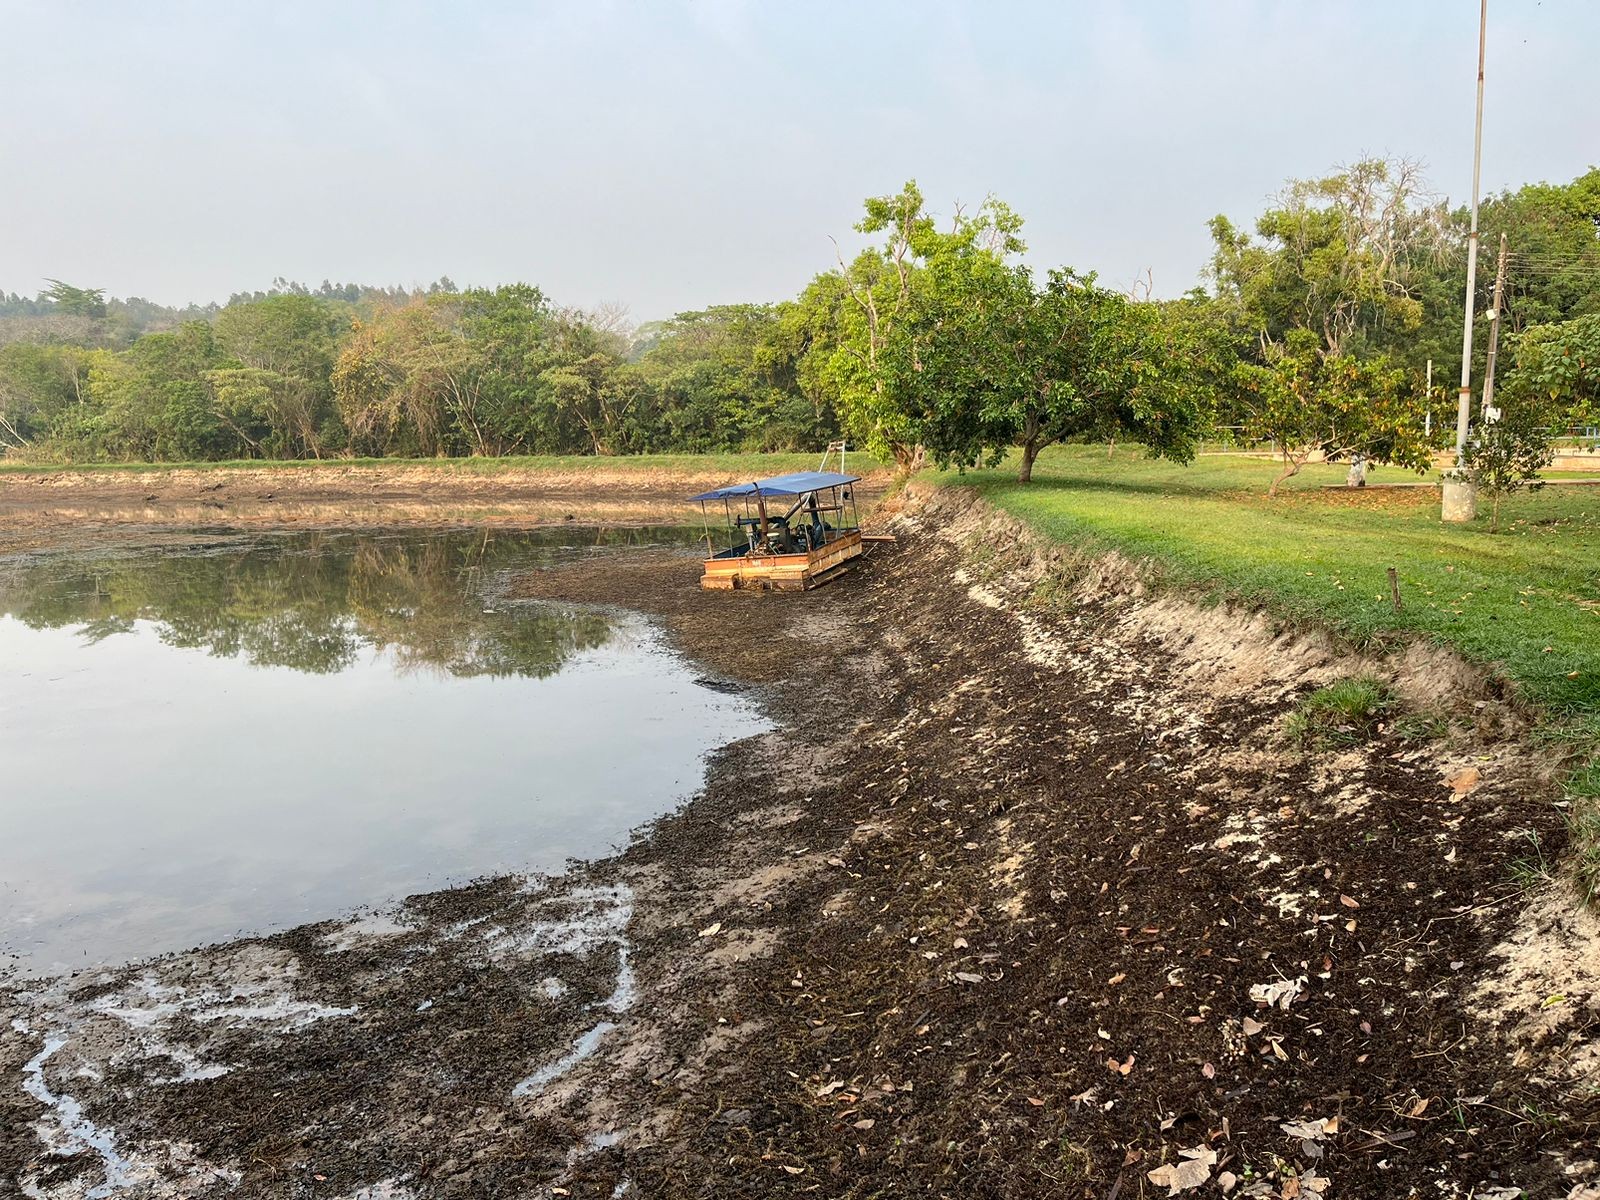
[4,484,1599,1199]
[0,463,890,553]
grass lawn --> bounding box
[940,446,1600,734]
[0,451,881,477]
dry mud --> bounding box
[0,464,889,552]
[4,484,1599,1199]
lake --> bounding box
[0,527,766,976]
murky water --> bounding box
[0,527,765,976]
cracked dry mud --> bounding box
[4,485,1599,1199]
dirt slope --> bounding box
[3,487,1597,1199]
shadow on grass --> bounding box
[956,473,1270,503]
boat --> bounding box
[689,459,864,591]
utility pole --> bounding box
[1444,0,1488,522]
[1481,233,1508,423]
[1426,358,1433,437]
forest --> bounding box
[1,160,1597,480]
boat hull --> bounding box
[699,530,863,591]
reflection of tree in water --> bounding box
[0,530,627,678]
[345,536,613,678]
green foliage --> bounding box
[1481,168,1600,331]
[0,342,100,450]
[42,279,108,319]
[1466,403,1556,532]
[814,180,1026,469]
[1284,675,1395,748]
[1209,158,1448,359]
[5,163,1597,468]
[1508,313,1600,427]
[1234,350,1432,494]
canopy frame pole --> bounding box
[753,483,770,548]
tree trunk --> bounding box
[1019,438,1040,483]
[891,442,926,476]
[1268,447,1306,498]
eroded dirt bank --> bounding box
[0,464,889,550]
[4,487,1599,1199]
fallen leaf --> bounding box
[953,937,969,949]
[1202,1062,1216,1079]
[698,921,722,938]
[1249,976,1306,1010]
[1339,894,1360,909]
[1446,766,1480,795]
[852,1118,875,1130]
[1407,1096,1430,1118]
[1241,1016,1265,1036]
[1217,1170,1238,1194]
[1146,1145,1217,1195]
[954,971,983,984]
[1025,1096,1045,1107]
[1280,1118,1336,1141]
[815,1080,845,1097]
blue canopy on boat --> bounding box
[689,471,860,502]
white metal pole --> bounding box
[1426,358,1433,437]
[1454,0,1488,464]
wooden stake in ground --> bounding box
[1388,567,1403,613]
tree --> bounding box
[1506,313,1600,428]
[1464,401,1555,532]
[330,286,555,457]
[211,296,349,458]
[820,181,1025,471]
[907,268,1218,483]
[0,342,99,451]
[1235,348,1431,496]
[1010,273,1214,482]
[42,279,108,319]
[1209,158,1450,359]
[83,322,225,460]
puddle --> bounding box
[0,527,767,975]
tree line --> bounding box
[2,161,1596,483]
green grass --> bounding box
[0,451,882,477]
[1284,675,1395,748]
[938,445,1600,890]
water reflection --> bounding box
[0,526,763,975]
[0,527,701,678]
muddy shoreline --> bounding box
[0,463,891,553]
[4,486,1599,1198]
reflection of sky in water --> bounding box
[0,529,766,975]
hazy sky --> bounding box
[3,1,1597,321]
